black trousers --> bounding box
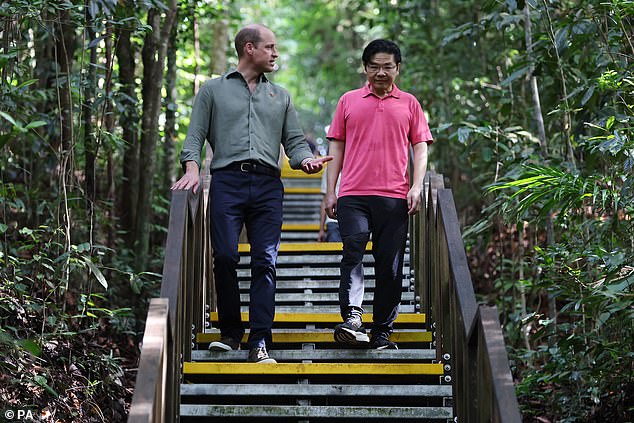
[336,195,408,335]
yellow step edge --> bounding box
[208,312,425,324]
[281,171,323,178]
[282,223,320,231]
[239,242,373,253]
[197,331,431,344]
[284,187,322,194]
[184,362,444,375]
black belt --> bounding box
[221,161,280,178]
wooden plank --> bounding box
[208,312,425,323]
[183,362,444,375]
[180,404,453,419]
[181,383,453,397]
[196,330,432,344]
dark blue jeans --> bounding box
[209,169,283,349]
[336,195,408,335]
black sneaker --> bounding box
[209,336,240,351]
[370,332,398,350]
[247,346,277,363]
[334,307,370,345]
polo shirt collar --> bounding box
[361,83,401,99]
[225,69,269,83]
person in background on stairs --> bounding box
[171,24,332,363]
[324,39,433,350]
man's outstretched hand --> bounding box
[301,156,333,174]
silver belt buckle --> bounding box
[240,162,250,172]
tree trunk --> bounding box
[115,24,140,243]
[524,2,557,332]
[133,0,178,271]
[83,3,97,217]
[211,18,228,75]
[104,21,117,250]
[163,12,178,197]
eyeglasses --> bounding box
[366,64,397,73]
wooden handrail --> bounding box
[129,169,212,422]
[416,172,522,422]
[128,298,170,423]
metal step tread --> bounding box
[283,187,322,194]
[197,330,432,344]
[245,280,411,290]
[236,291,415,302]
[239,242,373,253]
[183,362,444,375]
[244,304,418,313]
[181,404,453,419]
[181,383,452,397]
[191,348,436,362]
[209,312,425,324]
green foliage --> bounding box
[0,225,133,421]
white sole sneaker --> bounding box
[209,341,239,351]
[334,326,370,344]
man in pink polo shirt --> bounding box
[324,39,433,349]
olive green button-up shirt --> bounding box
[179,70,313,172]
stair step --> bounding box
[240,253,384,264]
[283,187,322,194]
[181,383,452,397]
[181,404,453,419]
[191,349,436,362]
[239,242,373,253]
[249,304,418,313]
[183,362,444,375]
[248,279,412,290]
[237,291,415,303]
[209,312,425,324]
[197,330,432,344]
[282,223,319,232]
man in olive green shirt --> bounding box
[172,24,331,363]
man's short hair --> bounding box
[235,27,262,57]
[362,39,402,65]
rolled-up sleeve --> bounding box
[179,84,213,169]
[281,97,312,169]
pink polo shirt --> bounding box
[327,83,433,199]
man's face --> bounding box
[364,53,400,93]
[250,28,278,73]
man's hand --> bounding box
[407,186,423,215]
[324,192,338,220]
[301,156,333,174]
[171,161,200,193]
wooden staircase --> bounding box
[179,170,454,421]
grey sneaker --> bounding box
[209,336,240,351]
[248,346,276,363]
[370,331,398,350]
[334,307,370,345]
